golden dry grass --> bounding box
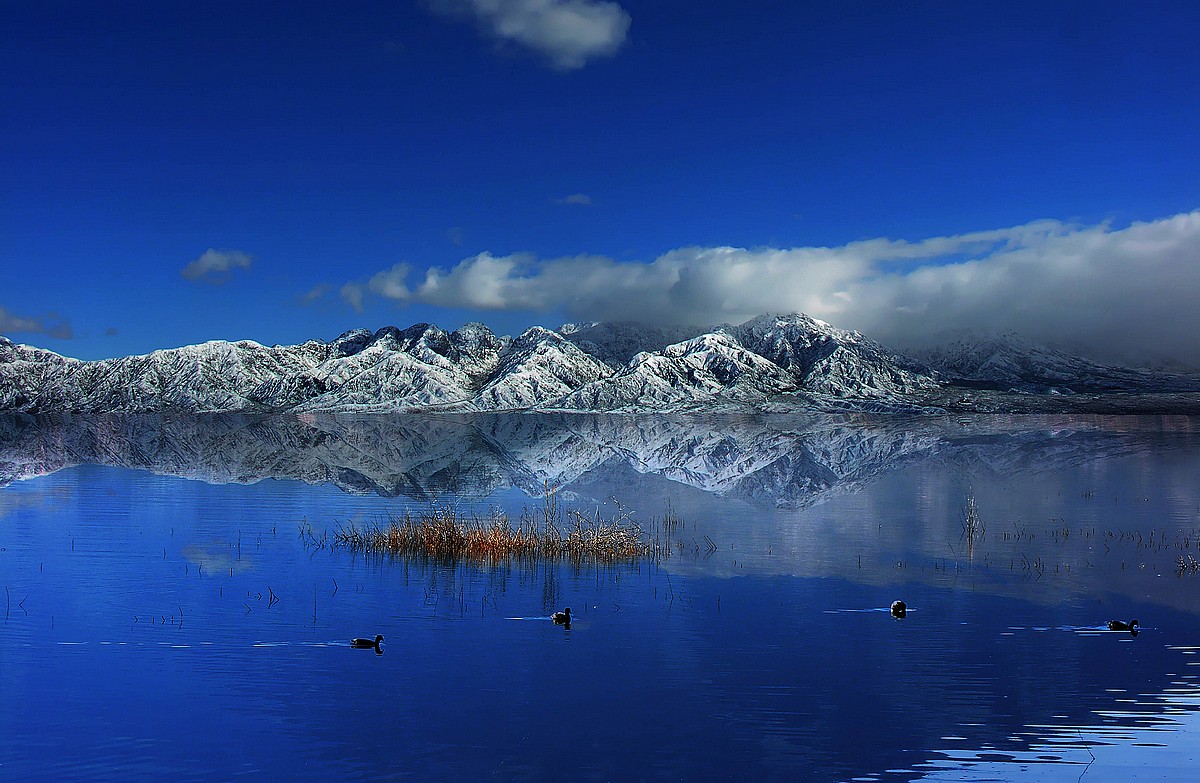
[333,504,652,563]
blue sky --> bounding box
[3,1,1200,365]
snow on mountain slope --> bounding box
[289,324,487,412]
[122,339,329,410]
[3,338,328,412]
[728,313,937,398]
[558,331,796,411]
[292,350,474,412]
[0,336,80,410]
[467,327,614,411]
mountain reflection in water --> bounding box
[2,412,1195,508]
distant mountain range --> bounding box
[905,330,1200,394]
[2,313,1199,414]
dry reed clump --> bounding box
[333,504,652,563]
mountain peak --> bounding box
[330,328,374,357]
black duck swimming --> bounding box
[351,634,384,648]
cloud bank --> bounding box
[181,249,254,283]
[425,0,630,69]
[0,305,73,339]
[347,210,1200,366]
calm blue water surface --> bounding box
[2,414,1200,781]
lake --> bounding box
[2,413,1200,781]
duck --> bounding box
[1107,619,1139,632]
[351,634,384,648]
[552,608,571,625]
[890,600,907,618]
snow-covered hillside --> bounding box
[0,315,942,413]
[3,314,1198,414]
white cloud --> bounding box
[181,248,254,283]
[556,193,593,205]
[0,305,73,339]
[340,282,366,314]
[425,0,630,69]
[348,210,1200,366]
[300,284,333,305]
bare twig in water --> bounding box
[1077,729,1095,782]
[961,492,985,559]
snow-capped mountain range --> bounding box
[1,313,1197,414]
